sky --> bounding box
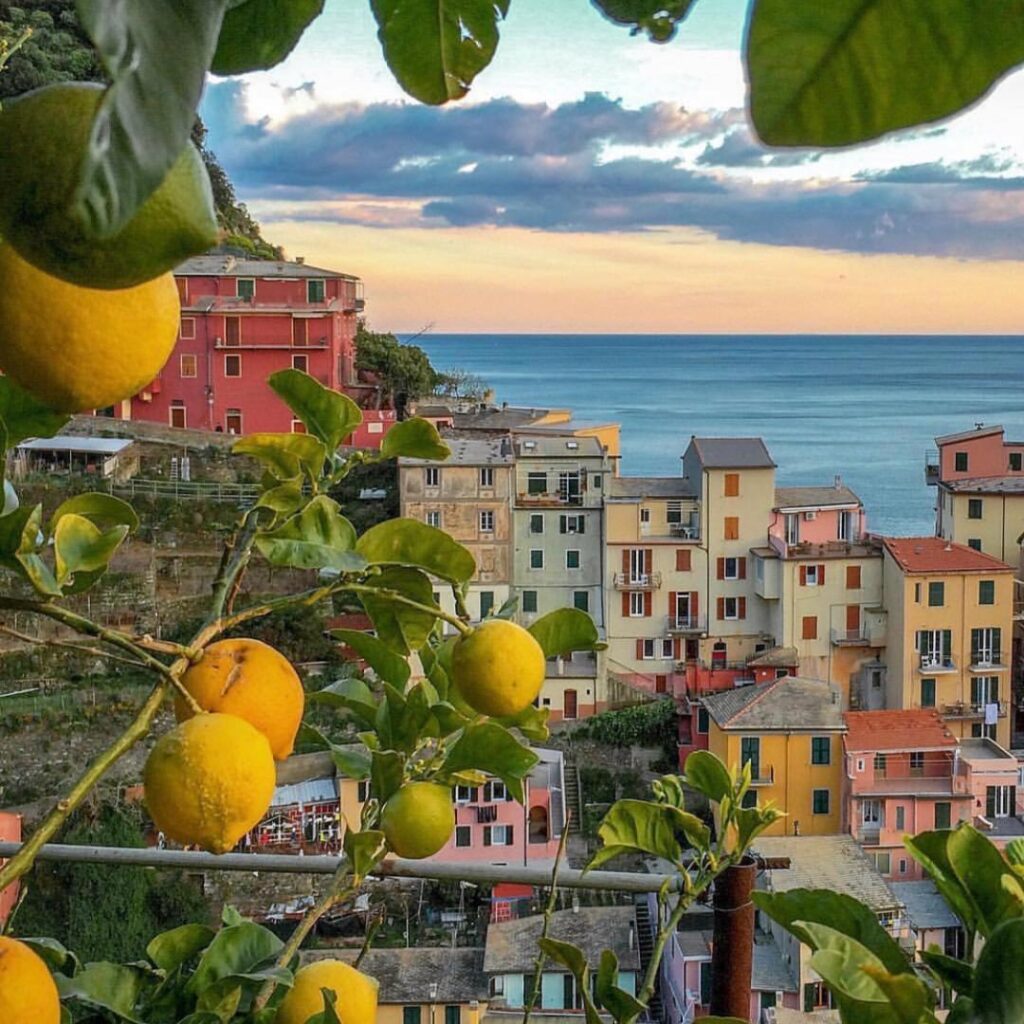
[200,1,1024,334]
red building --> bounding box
[127,254,394,446]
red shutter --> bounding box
[739,557,747,580]
[819,564,826,584]
[738,597,747,620]
[622,549,630,572]
[636,639,645,659]
[717,597,725,620]
[622,592,630,617]
[644,548,653,573]
[800,565,807,586]
[673,638,682,659]
[644,591,652,617]
[668,591,677,616]
[676,549,691,572]
[717,557,725,580]
[691,591,699,618]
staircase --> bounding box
[562,756,582,834]
[633,898,665,1023]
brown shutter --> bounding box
[717,597,725,620]
[621,592,630,617]
[691,591,699,618]
[644,591,652,617]
[668,591,677,616]
[800,565,807,586]
[819,564,826,584]
[739,557,747,580]
[622,549,630,572]
[738,597,747,620]
[635,639,644,659]
[846,605,860,631]
[802,616,817,640]
[847,565,861,589]
[644,548,653,573]
[673,638,682,659]
[717,557,725,580]
[676,549,691,572]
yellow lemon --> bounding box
[276,959,378,1024]
[0,82,218,289]
[452,618,546,717]
[0,936,60,1024]
[0,245,179,413]
[176,638,304,761]
[380,782,455,859]
[143,713,275,854]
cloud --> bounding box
[202,82,1024,260]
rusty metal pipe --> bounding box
[709,855,756,1021]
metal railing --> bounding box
[919,656,956,672]
[110,478,263,505]
[941,700,1007,720]
[612,572,662,590]
[831,627,870,646]
[668,523,700,540]
[667,614,707,633]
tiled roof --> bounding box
[843,710,957,752]
[484,907,639,973]
[702,676,844,731]
[891,882,960,932]
[515,435,604,458]
[400,437,515,466]
[608,476,696,498]
[935,425,1003,445]
[686,437,776,469]
[746,646,798,669]
[752,933,798,993]
[942,475,1024,494]
[774,484,861,509]
[176,253,358,280]
[753,835,902,914]
[881,536,1011,573]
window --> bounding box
[785,513,799,545]
[928,581,945,607]
[629,592,645,617]
[802,616,818,640]
[170,402,186,428]
[573,591,589,612]
[225,409,242,434]
[480,467,494,487]
[522,590,538,613]
[989,785,1017,819]
[180,354,197,378]
[740,737,760,779]
[307,278,326,302]
[862,799,881,825]
[530,513,544,534]
[968,538,982,551]
[559,514,585,534]
[724,516,739,540]
[741,790,757,809]
[479,592,494,619]
[979,579,995,605]
[661,638,674,659]
[699,962,712,1006]
[486,781,509,801]
[484,824,513,846]
[874,753,887,774]
[426,511,441,527]
[837,509,851,541]
[724,472,739,497]
[724,597,740,620]
[445,1007,461,1024]
[968,498,983,520]
[676,549,691,572]
[224,316,240,346]
[953,451,969,472]
[404,1007,422,1024]
[558,471,581,503]
[565,550,580,569]
[236,277,255,300]
[697,707,709,734]
[291,419,306,434]
[804,564,820,586]
[895,806,906,830]
[291,317,308,347]
[873,851,891,874]
[639,507,651,526]
[917,629,953,667]
[811,736,831,765]
[455,826,471,847]
[425,467,440,487]
[357,780,371,802]
[812,789,831,815]
[479,510,495,533]
[291,353,309,373]
[666,501,682,524]
[529,549,543,569]
[724,557,739,580]
[846,564,861,589]
[971,676,999,707]
[934,802,952,829]
[910,751,925,774]
[971,628,1001,666]
[179,316,196,339]
[454,785,475,803]
[527,472,547,495]
[641,639,656,660]
[921,678,936,708]
[224,354,241,377]
[1012,452,1023,471]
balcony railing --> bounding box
[925,450,940,485]
[748,765,775,786]
[517,491,584,507]
[613,572,662,590]
[667,614,707,634]
[969,655,1007,672]
[941,700,1008,720]
[919,656,956,673]
[668,522,700,540]
[831,627,870,646]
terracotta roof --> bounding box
[843,710,957,752]
[881,536,1011,574]
[774,484,861,509]
[702,676,844,731]
[686,437,776,469]
[935,425,1003,445]
[746,646,798,668]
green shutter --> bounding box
[804,984,816,1013]
[987,787,997,819]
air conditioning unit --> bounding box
[803,511,817,521]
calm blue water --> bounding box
[411,334,1024,535]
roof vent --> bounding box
[944,542,953,551]
[295,256,305,265]
[566,441,579,450]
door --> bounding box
[629,548,646,584]
[225,316,240,346]
[225,409,242,434]
[655,675,667,694]
[674,592,691,628]
[846,605,861,640]
[292,317,307,347]
[564,689,578,720]
[170,404,186,429]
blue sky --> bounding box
[201,1,1024,332]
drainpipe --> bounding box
[709,856,756,1021]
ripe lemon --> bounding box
[452,619,546,717]
[0,245,179,413]
[0,937,60,1024]
[380,782,455,859]
[143,713,275,854]
[276,959,378,1024]
[0,82,218,289]
[176,638,304,761]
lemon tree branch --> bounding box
[345,583,472,636]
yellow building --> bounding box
[881,536,1014,748]
[703,675,846,837]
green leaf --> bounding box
[969,918,1024,1023]
[495,702,550,743]
[21,937,74,971]
[918,950,974,997]
[74,0,227,238]
[595,949,646,1020]
[370,0,509,105]
[295,722,331,751]
[861,966,937,1024]
[57,962,149,1022]
[49,492,139,535]
[537,939,604,1024]
[591,0,696,42]
[311,678,380,727]
[255,496,365,573]
[212,0,324,74]
[946,824,1024,935]
[330,744,372,781]
[802,922,890,1003]
[0,376,69,448]
[186,922,283,996]
[331,629,411,688]
[371,749,406,805]
[343,827,387,877]
[233,432,328,482]
[747,0,1024,147]
[1,480,17,518]
[1006,837,1024,869]
[267,370,363,453]
[441,721,538,803]
[358,566,440,654]
[0,504,60,596]
[587,799,707,869]
[356,517,475,583]
[684,749,733,805]
[54,513,129,587]
[147,923,215,972]
[254,484,306,519]
[527,608,604,658]
[905,831,979,939]
[196,979,243,1022]
[945,997,975,1024]
[380,418,451,460]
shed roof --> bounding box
[890,881,960,932]
[18,436,132,455]
[935,425,1003,445]
[843,710,957,752]
[686,437,775,469]
[774,484,861,509]
[882,536,1011,574]
[515,435,604,458]
[703,676,844,731]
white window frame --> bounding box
[723,596,739,620]
[224,353,241,378]
[566,549,581,570]
[480,467,494,488]
[426,510,441,528]
[629,592,645,618]
[530,514,544,534]
[225,409,242,435]
[661,638,674,659]
[292,353,309,373]
[992,785,1013,818]
[489,824,513,846]
[425,467,440,488]
[307,278,326,303]
[640,507,651,524]
[236,277,255,300]
[479,510,495,534]
[169,402,187,428]
[641,639,656,660]
[724,556,739,580]
[862,799,881,825]
[805,564,819,586]
[180,316,196,340]
[487,781,508,802]
[180,354,197,378]
[785,513,800,545]
[454,785,475,803]
[837,509,850,541]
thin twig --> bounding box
[354,916,382,969]
[0,624,149,670]
[346,584,472,636]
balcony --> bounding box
[668,521,700,541]
[919,656,956,674]
[831,627,870,647]
[925,450,940,485]
[613,572,662,590]
[969,657,1008,673]
[517,491,584,507]
[666,614,707,634]
[748,765,775,786]
[941,700,1008,720]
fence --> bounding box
[109,478,263,505]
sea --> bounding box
[411,334,1024,535]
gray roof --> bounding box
[176,253,358,280]
[484,907,639,973]
[515,435,604,459]
[752,933,798,993]
[400,437,515,467]
[702,676,844,731]
[890,882,960,932]
[935,425,1003,445]
[746,646,798,669]
[942,475,1024,494]
[608,476,696,499]
[304,948,488,1004]
[452,407,555,430]
[18,436,132,454]
[687,437,775,469]
[774,485,861,509]
[753,835,903,914]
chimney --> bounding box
[834,474,842,490]
[295,256,305,265]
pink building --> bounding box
[956,736,1024,847]
[928,424,1024,487]
[767,479,868,554]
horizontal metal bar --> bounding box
[0,842,678,893]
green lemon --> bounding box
[380,782,456,859]
[0,82,219,289]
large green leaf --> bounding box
[0,504,60,596]
[186,922,283,996]
[595,949,646,1020]
[946,824,1024,935]
[747,0,1024,147]
[0,376,69,449]
[1,480,17,518]
[57,962,150,1022]
[267,371,362,453]
[49,492,139,534]
[311,678,380,727]
[537,939,604,1024]
[74,0,227,237]
[802,923,891,1004]
[495,702,551,743]
[212,0,324,74]
[358,565,440,654]
[591,0,696,41]
[343,827,387,878]
[356,517,475,582]
[255,496,365,573]
[370,0,509,104]
[330,628,411,688]
[379,417,451,460]
[528,608,604,658]
[54,514,129,587]
[861,968,938,1024]
[331,744,372,780]
[917,950,974,997]
[684,749,733,804]
[147,923,216,972]
[234,432,328,482]
[441,721,538,803]
[974,918,1024,1024]
[905,830,979,939]
[587,799,706,870]
[371,749,406,804]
